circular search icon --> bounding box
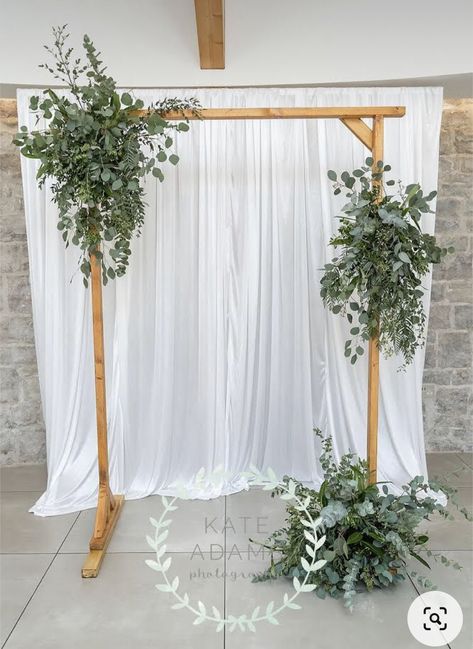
[407,591,463,647]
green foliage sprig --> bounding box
[13,26,200,286]
[253,430,471,610]
[320,160,452,367]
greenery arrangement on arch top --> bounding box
[12,26,200,286]
[253,430,471,610]
[320,160,452,367]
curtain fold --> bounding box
[17,87,443,516]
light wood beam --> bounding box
[340,117,373,149]
[81,251,124,577]
[136,106,406,120]
[4,99,405,121]
[194,0,225,69]
[367,115,384,485]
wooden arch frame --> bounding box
[82,104,406,577]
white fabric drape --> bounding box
[18,87,443,516]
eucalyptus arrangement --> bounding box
[320,160,452,366]
[253,430,471,610]
[12,26,200,285]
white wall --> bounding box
[1,0,472,87]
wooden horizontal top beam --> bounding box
[137,106,406,120]
[2,99,405,122]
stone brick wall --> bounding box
[0,99,45,464]
[0,98,472,464]
[423,99,473,451]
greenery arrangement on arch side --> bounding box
[145,466,328,632]
[320,160,453,367]
[252,430,472,611]
[12,25,200,286]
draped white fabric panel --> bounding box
[18,87,443,516]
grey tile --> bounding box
[225,487,287,552]
[60,494,225,554]
[0,554,52,645]
[224,555,421,649]
[458,453,473,469]
[4,553,224,649]
[0,465,47,493]
[426,453,472,486]
[0,492,77,553]
[408,551,472,649]
[418,487,473,551]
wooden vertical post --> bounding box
[81,251,124,578]
[367,116,384,484]
[90,250,114,534]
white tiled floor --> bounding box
[0,454,471,649]
[225,555,426,649]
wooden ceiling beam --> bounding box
[194,0,225,69]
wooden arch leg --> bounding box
[338,115,384,485]
[366,115,384,485]
[82,491,124,578]
[82,251,124,578]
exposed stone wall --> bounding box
[0,98,472,464]
[423,99,473,451]
[0,99,45,464]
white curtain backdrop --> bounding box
[18,87,443,516]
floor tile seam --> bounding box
[1,510,80,649]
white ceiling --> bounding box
[1,0,472,92]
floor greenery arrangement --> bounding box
[253,430,472,610]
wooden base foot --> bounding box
[81,494,124,578]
